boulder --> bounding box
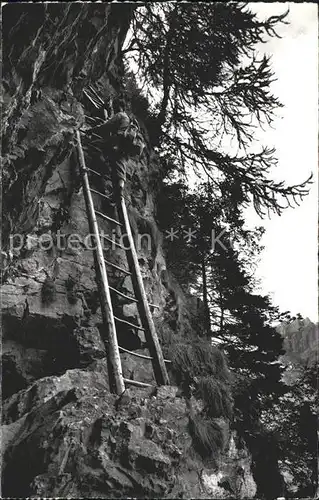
[71,326,106,366]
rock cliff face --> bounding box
[1,4,256,497]
[2,369,256,499]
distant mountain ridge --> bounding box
[277,318,318,384]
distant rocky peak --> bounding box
[277,317,318,384]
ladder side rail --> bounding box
[116,194,170,386]
[76,130,125,395]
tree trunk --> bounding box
[201,256,211,337]
[219,291,224,331]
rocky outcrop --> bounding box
[2,363,255,498]
[1,4,256,497]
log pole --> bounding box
[116,193,170,386]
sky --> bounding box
[244,2,318,321]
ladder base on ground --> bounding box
[76,130,170,395]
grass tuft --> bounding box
[196,376,233,419]
[169,338,233,422]
[41,277,56,304]
[188,413,224,459]
[65,276,78,304]
[170,339,231,385]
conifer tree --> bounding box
[125,3,311,216]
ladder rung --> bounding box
[86,87,104,106]
[86,167,112,184]
[90,189,113,201]
[101,235,127,250]
[91,117,105,125]
[148,303,160,310]
[119,346,153,360]
[95,210,122,226]
[104,259,131,275]
[111,289,163,312]
[88,169,112,181]
[91,132,104,140]
[84,115,101,124]
[123,378,154,388]
[82,131,103,140]
[79,130,102,140]
[83,90,101,110]
[88,144,103,154]
[119,346,172,364]
[109,286,138,303]
[87,85,105,106]
[90,188,113,202]
[114,316,145,331]
[83,89,102,106]
[86,167,103,177]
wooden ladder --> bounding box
[76,130,170,395]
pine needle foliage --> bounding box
[128,3,312,217]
